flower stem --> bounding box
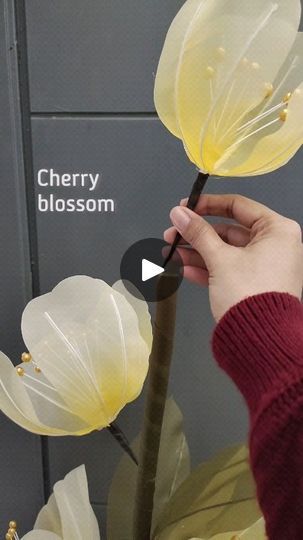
[163,171,209,267]
[133,274,178,540]
[107,422,138,465]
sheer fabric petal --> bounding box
[34,494,62,537]
[22,532,61,540]
[16,276,150,432]
[154,0,209,138]
[154,0,303,176]
[112,280,153,349]
[0,352,92,435]
[0,352,65,435]
[33,466,100,540]
[52,465,100,540]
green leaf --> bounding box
[107,398,191,540]
[154,445,263,540]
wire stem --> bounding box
[107,422,138,465]
[163,171,209,267]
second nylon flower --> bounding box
[20,465,99,540]
[0,276,152,435]
[154,0,303,176]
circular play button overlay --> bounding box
[120,238,183,302]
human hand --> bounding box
[164,194,303,322]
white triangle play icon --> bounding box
[142,259,165,282]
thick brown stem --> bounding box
[133,275,178,540]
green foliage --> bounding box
[154,445,262,540]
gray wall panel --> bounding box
[25,0,184,112]
[93,504,107,538]
[31,117,303,512]
[0,1,44,536]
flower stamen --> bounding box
[283,91,292,103]
[21,352,31,363]
[221,109,285,162]
[205,65,215,79]
[237,100,286,133]
[256,55,298,117]
[215,79,236,136]
[239,116,280,141]
[264,82,274,98]
[279,108,288,122]
[5,520,20,540]
[216,46,226,60]
[21,351,42,374]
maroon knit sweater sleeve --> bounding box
[212,292,303,540]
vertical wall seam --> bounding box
[14,0,51,503]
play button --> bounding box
[142,259,164,282]
[120,238,183,302]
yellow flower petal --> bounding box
[155,0,302,176]
[215,81,303,176]
[12,275,151,434]
[154,0,208,139]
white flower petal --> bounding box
[0,352,92,435]
[33,466,100,540]
[0,352,60,435]
[91,286,149,416]
[22,531,61,540]
[52,465,100,540]
[34,493,62,537]
[20,276,150,431]
[18,362,92,434]
[112,280,153,350]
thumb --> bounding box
[170,206,225,268]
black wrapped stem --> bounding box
[163,171,209,267]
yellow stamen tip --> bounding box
[216,46,226,59]
[283,92,292,103]
[205,66,215,79]
[35,366,42,374]
[21,352,32,363]
[8,528,16,535]
[16,367,25,377]
[9,522,17,529]
[264,82,274,98]
[251,61,260,71]
[279,108,288,122]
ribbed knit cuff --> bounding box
[212,293,303,414]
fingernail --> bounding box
[170,207,190,232]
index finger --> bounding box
[181,194,278,229]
